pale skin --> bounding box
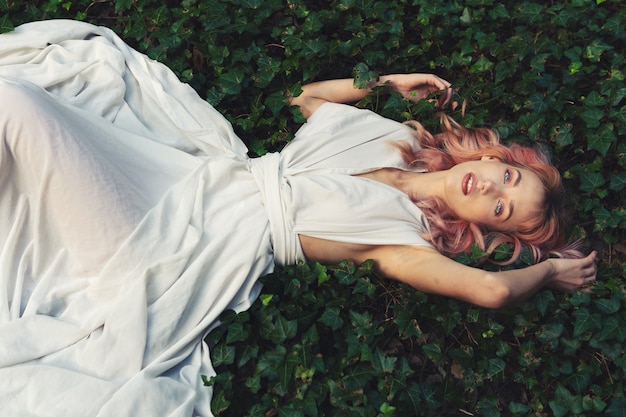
[289,73,598,309]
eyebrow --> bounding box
[504,169,521,222]
[506,202,515,222]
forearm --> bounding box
[487,261,555,308]
[294,76,391,104]
[371,246,556,309]
[289,73,455,119]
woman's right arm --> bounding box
[362,245,598,309]
[288,73,455,119]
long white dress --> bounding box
[0,20,431,417]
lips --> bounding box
[462,173,475,195]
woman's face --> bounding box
[444,158,545,231]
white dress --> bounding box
[0,20,430,417]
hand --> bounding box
[546,251,598,294]
[382,73,457,109]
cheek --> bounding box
[458,200,492,225]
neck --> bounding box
[404,170,448,203]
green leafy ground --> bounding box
[2,1,625,416]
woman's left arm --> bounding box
[289,73,455,119]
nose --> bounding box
[480,179,497,194]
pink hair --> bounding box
[395,114,582,264]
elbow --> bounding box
[287,94,312,119]
[477,274,512,309]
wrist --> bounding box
[541,258,557,286]
[366,75,394,93]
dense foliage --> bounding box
[2,0,624,416]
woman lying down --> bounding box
[0,20,596,417]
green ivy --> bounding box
[2,0,625,415]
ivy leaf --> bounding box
[238,345,259,368]
[349,310,372,331]
[212,344,235,366]
[422,342,443,363]
[612,105,626,124]
[593,205,614,230]
[219,70,246,95]
[532,290,556,316]
[594,297,621,314]
[572,308,601,337]
[565,371,591,394]
[583,90,607,107]
[226,322,247,343]
[373,347,397,373]
[419,3,448,19]
[486,358,506,378]
[517,2,544,23]
[509,402,531,415]
[277,346,301,391]
[495,60,517,83]
[598,315,626,342]
[607,397,626,417]
[343,363,374,390]
[241,0,263,8]
[550,383,583,416]
[353,276,376,296]
[353,62,378,89]
[264,91,286,116]
[578,107,604,128]
[0,15,13,34]
[587,124,616,156]
[318,306,343,330]
[300,39,325,59]
[526,93,549,112]
[470,56,494,73]
[584,39,613,61]
[114,0,132,11]
[609,172,626,191]
[535,322,564,345]
[394,310,422,338]
[271,314,298,344]
[578,171,605,193]
[337,0,356,11]
[551,9,573,27]
[477,398,501,417]
[210,387,231,414]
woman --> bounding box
[289,75,598,308]
[0,20,596,417]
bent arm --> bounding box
[289,73,455,119]
[364,245,598,309]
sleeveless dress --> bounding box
[0,20,430,417]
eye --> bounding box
[504,169,511,184]
[495,200,503,216]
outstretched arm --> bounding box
[364,245,598,309]
[289,73,455,119]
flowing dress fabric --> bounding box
[0,20,430,417]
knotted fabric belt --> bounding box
[248,153,303,266]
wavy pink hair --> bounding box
[395,114,582,264]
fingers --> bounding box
[396,73,456,109]
[577,251,599,292]
[436,85,457,110]
[428,75,457,110]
